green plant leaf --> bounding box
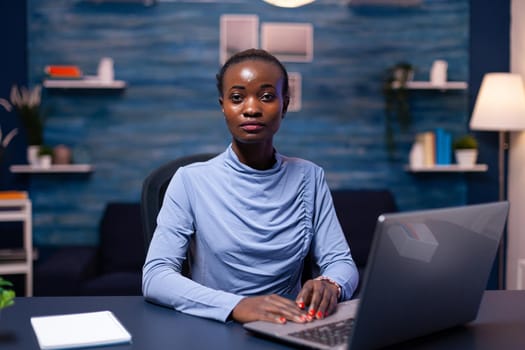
[0,277,15,309]
[453,134,478,150]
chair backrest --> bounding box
[140,153,217,252]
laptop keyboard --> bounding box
[288,318,355,347]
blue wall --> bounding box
[0,1,28,191]
[467,0,509,205]
[468,0,510,289]
[11,0,472,245]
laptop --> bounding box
[244,201,509,350]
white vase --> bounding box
[455,149,478,168]
[98,57,114,83]
[27,145,41,166]
[409,142,424,168]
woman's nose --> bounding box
[243,97,262,117]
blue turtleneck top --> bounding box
[142,145,358,322]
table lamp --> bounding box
[469,72,525,289]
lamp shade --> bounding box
[263,0,315,8]
[469,73,525,131]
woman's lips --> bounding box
[241,123,264,132]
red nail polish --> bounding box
[308,309,316,316]
[317,311,323,319]
[297,302,305,309]
[324,311,329,318]
[279,317,286,323]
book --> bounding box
[0,248,38,261]
[0,191,28,200]
[434,128,452,165]
[415,132,435,167]
[443,131,452,164]
[44,65,83,78]
[30,311,132,350]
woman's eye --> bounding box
[261,93,275,102]
[230,93,243,103]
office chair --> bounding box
[140,153,217,275]
[141,153,217,249]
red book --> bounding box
[45,65,83,78]
[0,191,28,200]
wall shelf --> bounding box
[0,196,33,296]
[10,164,94,174]
[43,77,126,90]
[405,164,488,172]
[392,81,468,90]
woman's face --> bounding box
[219,60,288,148]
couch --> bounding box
[34,203,145,296]
[34,189,396,296]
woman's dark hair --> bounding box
[216,48,289,98]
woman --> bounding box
[143,49,359,324]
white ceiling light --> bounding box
[263,0,315,8]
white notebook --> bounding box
[30,310,132,350]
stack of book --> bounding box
[411,128,452,168]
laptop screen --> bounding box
[349,201,508,349]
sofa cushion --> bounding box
[99,203,146,274]
[34,246,97,296]
[80,272,142,296]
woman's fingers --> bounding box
[232,283,340,325]
[296,279,340,320]
[232,294,308,324]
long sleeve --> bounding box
[142,166,244,322]
[310,171,359,301]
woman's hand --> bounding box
[296,279,339,320]
[231,294,309,324]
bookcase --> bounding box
[0,196,33,296]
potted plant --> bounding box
[38,144,54,168]
[382,62,415,157]
[0,85,45,165]
[0,277,16,313]
[453,134,478,167]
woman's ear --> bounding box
[282,95,290,118]
[219,97,224,112]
